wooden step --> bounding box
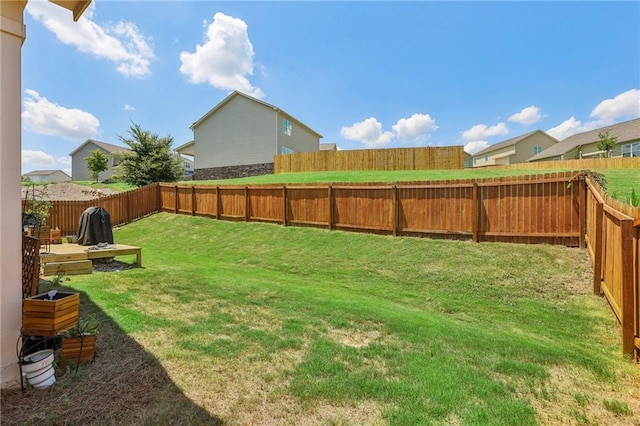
[42,260,92,276]
[41,252,88,264]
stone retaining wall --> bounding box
[193,162,274,180]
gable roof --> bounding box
[24,169,71,178]
[473,130,556,157]
[320,143,337,151]
[528,118,640,161]
[69,139,131,157]
[190,91,323,138]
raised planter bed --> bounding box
[22,291,79,337]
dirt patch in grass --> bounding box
[22,182,121,201]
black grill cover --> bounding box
[76,207,114,246]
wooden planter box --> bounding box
[22,292,79,337]
[61,335,96,364]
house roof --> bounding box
[24,169,70,178]
[528,118,640,161]
[69,139,131,157]
[320,143,337,151]
[473,130,556,157]
[190,91,323,138]
[175,140,195,154]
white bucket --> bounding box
[21,349,56,389]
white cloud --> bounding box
[22,89,100,140]
[22,150,56,167]
[461,122,509,142]
[464,141,490,155]
[590,89,640,125]
[508,106,544,126]
[545,117,598,140]
[26,1,155,77]
[58,156,72,166]
[341,117,394,148]
[392,113,438,144]
[180,12,263,98]
[124,104,136,111]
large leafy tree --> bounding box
[118,123,184,187]
[85,149,110,182]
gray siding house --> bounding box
[529,118,640,162]
[472,130,558,167]
[23,170,71,183]
[70,139,131,181]
[183,91,322,179]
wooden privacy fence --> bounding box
[23,183,160,236]
[274,146,465,173]
[492,156,640,171]
[159,171,585,246]
[584,177,640,356]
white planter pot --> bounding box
[21,349,56,389]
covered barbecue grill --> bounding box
[76,207,113,246]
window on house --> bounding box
[281,146,295,154]
[184,162,191,169]
[622,142,640,157]
[484,154,488,161]
[283,119,292,136]
[473,158,477,165]
[112,156,119,166]
[533,146,543,155]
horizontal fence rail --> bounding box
[274,146,465,173]
[159,171,586,246]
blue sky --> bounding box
[21,1,640,175]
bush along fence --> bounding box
[23,171,640,356]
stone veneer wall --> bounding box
[193,162,274,180]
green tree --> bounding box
[118,123,184,187]
[597,129,617,158]
[85,149,110,182]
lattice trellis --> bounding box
[22,235,40,299]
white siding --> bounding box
[71,142,117,181]
[277,112,320,155]
[195,96,278,168]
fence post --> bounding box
[174,185,178,214]
[621,218,635,354]
[127,191,132,223]
[191,186,196,216]
[244,186,249,222]
[593,201,604,295]
[282,186,287,227]
[472,183,480,242]
[214,186,220,220]
[328,185,334,230]
[578,179,586,248]
[392,185,398,237]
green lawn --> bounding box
[44,213,639,424]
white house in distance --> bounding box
[176,91,322,180]
[70,139,131,181]
[23,169,71,183]
[529,118,640,162]
[471,130,558,167]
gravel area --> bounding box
[22,182,121,201]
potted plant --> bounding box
[22,272,79,337]
[60,315,100,364]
